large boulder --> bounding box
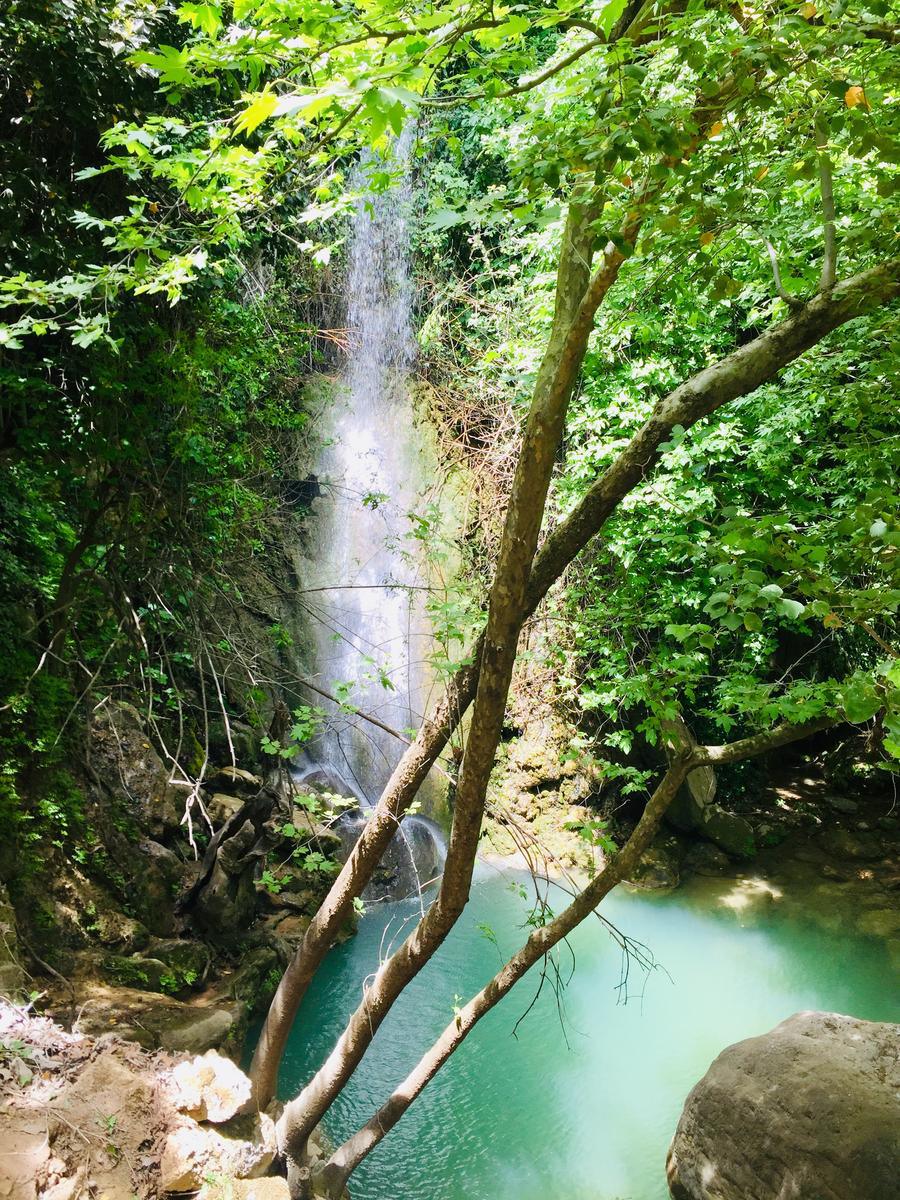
[667,1011,900,1200]
[90,701,184,838]
[159,1111,276,1191]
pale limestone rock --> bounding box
[159,1112,276,1191]
[168,1049,252,1122]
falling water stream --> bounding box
[281,135,899,1197]
[296,129,445,901]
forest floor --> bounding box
[0,1000,292,1200]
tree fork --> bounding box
[248,192,606,1110]
[273,194,615,1160]
[250,256,900,1113]
[314,718,839,1194]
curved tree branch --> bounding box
[313,714,846,1193]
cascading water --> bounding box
[296,129,446,902]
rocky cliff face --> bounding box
[0,489,350,1057]
[667,1011,900,1200]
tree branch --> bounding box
[815,115,837,291]
[314,715,845,1191]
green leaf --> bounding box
[600,0,629,35]
[235,90,279,136]
[777,598,806,620]
[178,3,222,35]
[842,682,880,724]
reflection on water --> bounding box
[277,867,897,1200]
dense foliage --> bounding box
[1,0,898,854]
[0,0,321,868]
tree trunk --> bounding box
[275,193,614,1161]
[250,255,900,1114]
[314,718,837,1193]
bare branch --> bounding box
[765,239,803,309]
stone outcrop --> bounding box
[663,715,755,858]
[667,1011,900,1200]
[168,1049,252,1122]
[55,981,248,1056]
[159,1111,277,1191]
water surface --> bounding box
[277,866,896,1200]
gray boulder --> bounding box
[667,1011,900,1200]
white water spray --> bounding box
[297,131,446,899]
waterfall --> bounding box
[296,129,446,902]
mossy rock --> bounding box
[819,827,883,862]
[146,938,212,990]
[700,806,756,859]
[226,944,286,1013]
[628,842,681,890]
[100,953,171,992]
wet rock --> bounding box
[826,796,859,815]
[628,843,680,890]
[683,842,732,876]
[820,861,856,880]
[857,909,900,939]
[700,807,755,859]
[168,1049,252,1122]
[160,1111,276,1191]
[667,1011,900,1200]
[755,821,788,848]
[819,827,882,861]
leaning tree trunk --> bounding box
[250,247,900,1114]
[274,190,620,1165]
[312,716,837,1195]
